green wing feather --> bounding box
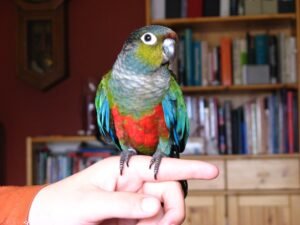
[162,73,189,153]
[95,71,121,150]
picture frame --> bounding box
[16,0,67,90]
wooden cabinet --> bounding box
[227,158,300,190]
[183,155,300,225]
[184,195,225,225]
[228,195,300,225]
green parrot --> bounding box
[95,25,189,194]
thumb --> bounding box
[90,191,161,220]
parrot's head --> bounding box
[116,25,178,74]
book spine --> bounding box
[184,29,194,86]
[193,41,202,86]
[224,101,233,154]
[244,102,253,154]
[255,34,268,65]
[166,0,182,18]
[151,0,166,19]
[187,0,203,17]
[178,35,186,85]
[218,105,227,154]
[220,0,230,16]
[201,41,209,86]
[251,102,258,154]
[278,0,295,13]
[220,37,232,86]
[268,35,279,83]
[287,91,294,153]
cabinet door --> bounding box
[228,195,300,225]
[183,195,225,225]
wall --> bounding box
[0,0,145,185]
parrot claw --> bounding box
[120,148,137,176]
[149,151,166,180]
[180,180,188,198]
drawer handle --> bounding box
[257,171,270,178]
[257,171,270,183]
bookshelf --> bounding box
[146,0,300,224]
[26,135,119,185]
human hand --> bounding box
[29,156,218,225]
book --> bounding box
[208,97,219,154]
[193,41,202,86]
[285,36,297,83]
[277,91,286,153]
[220,37,232,86]
[212,47,219,85]
[262,0,277,14]
[242,65,270,85]
[246,33,256,64]
[224,101,233,154]
[255,34,268,64]
[230,0,239,15]
[233,38,242,85]
[220,0,230,16]
[277,32,286,83]
[184,29,194,85]
[181,0,188,18]
[268,35,279,83]
[201,41,209,86]
[231,109,240,154]
[250,102,258,154]
[292,92,299,152]
[218,105,227,154]
[287,91,294,153]
[151,0,166,19]
[278,0,295,13]
[166,0,182,18]
[256,96,268,154]
[244,0,262,15]
[178,35,186,85]
[203,0,220,17]
[244,102,253,154]
[187,0,203,17]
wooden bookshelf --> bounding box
[26,135,97,185]
[146,0,300,224]
[150,13,296,27]
[182,83,298,93]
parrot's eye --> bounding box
[141,32,157,45]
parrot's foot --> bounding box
[120,148,137,176]
[179,180,188,198]
[149,151,166,180]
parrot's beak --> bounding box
[162,38,176,65]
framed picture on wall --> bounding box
[16,0,67,90]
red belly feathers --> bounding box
[111,104,169,153]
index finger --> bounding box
[98,155,219,182]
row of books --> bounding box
[175,29,297,86]
[152,0,295,19]
[34,145,118,184]
[184,90,299,155]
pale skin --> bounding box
[29,156,219,225]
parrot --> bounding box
[95,25,189,195]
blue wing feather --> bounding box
[162,75,189,153]
[95,72,121,150]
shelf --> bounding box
[27,135,97,143]
[181,83,298,94]
[151,13,296,27]
[182,153,300,161]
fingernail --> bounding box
[141,197,159,213]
